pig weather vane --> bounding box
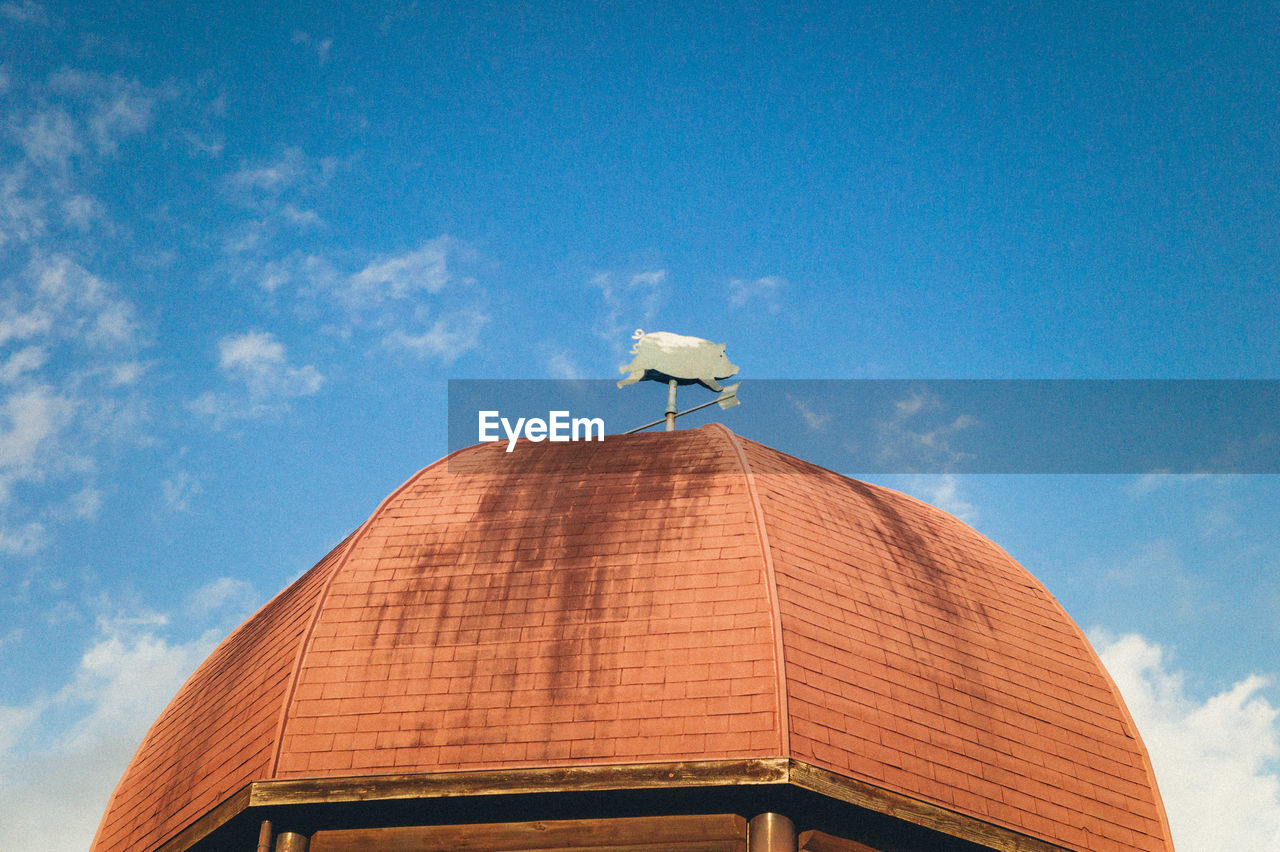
[618,330,741,433]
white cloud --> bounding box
[592,268,669,346]
[16,254,141,351]
[728,275,785,311]
[189,331,324,423]
[61,192,105,230]
[305,238,489,361]
[1095,632,1280,851]
[0,609,238,852]
[0,0,47,24]
[874,390,978,472]
[161,469,202,513]
[226,147,335,204]
[291,31,333,64]
[0,345,47,383]
[14,107,82,170]
[385,310,488,362]
[787,393,830,431]
[229,149,306,195]
[0,386,77,491]
[546,348,584,380]
[181,130,224,158]
[219,330,323,397]
[219,149,338,257]
[228,237,488,365]
[1127,473,1210,498]
[41,70,165,158]
[281,203,321,227]
[901,474,977,524]
[0,164,47,247]
[184,577,257,620]
[68,486,102,521]
[0,256,146,552]
[349,239,454,300]
[0,520,46,555]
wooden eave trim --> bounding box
[249,758,791,806]
[151,757,1076,852]
[787,761,1074,852]
[153,784,252,852]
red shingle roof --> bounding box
[92,425,1173,852]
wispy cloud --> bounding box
[0,0,47,24]
[291,30,333,64]
[68,486,102,520]
[15,254,142,350]
[0,345,47,384]
[873,390,978,473]
[226,146,336,205]
[0,387,77,496]
[326,237,489,361]
[787,393,830,431]
[188,331,324,424]
[901,474,978,524]
[13,107,82,170]
[161,470,202,513]
[0,255,145,551]
[1095,632,1280,851]
[591,268,669,347]
[545,348,584,380]
[0,520,46,555]
[728,275,785,311]
[47,70,164,157]
[385,310,489,362]
[184,577,257,619]
[181,130,224,158]
[348,239,455,300]
[224,236,489,365]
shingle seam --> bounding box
[709,423,790,758]
[266,445,474,778]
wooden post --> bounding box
[275,831,308,852]
[256,821,272,852]
[749,813,797,852]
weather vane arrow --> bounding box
[618,329,741,433]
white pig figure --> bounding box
[617,330,740,392]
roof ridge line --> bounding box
[266,445,473,778]
[709,423,791,758]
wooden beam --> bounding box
[308,813,747,852]
[250,759,789,807]
[787,762,1073,852]
[149,758,1081,852]
[797,830,882,852]
[153,783,252,852]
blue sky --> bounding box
[1,1,1278,849]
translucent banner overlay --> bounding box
[448,379,1280,474]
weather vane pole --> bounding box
[617,330,741,433]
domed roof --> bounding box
[93,425,1172,852]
